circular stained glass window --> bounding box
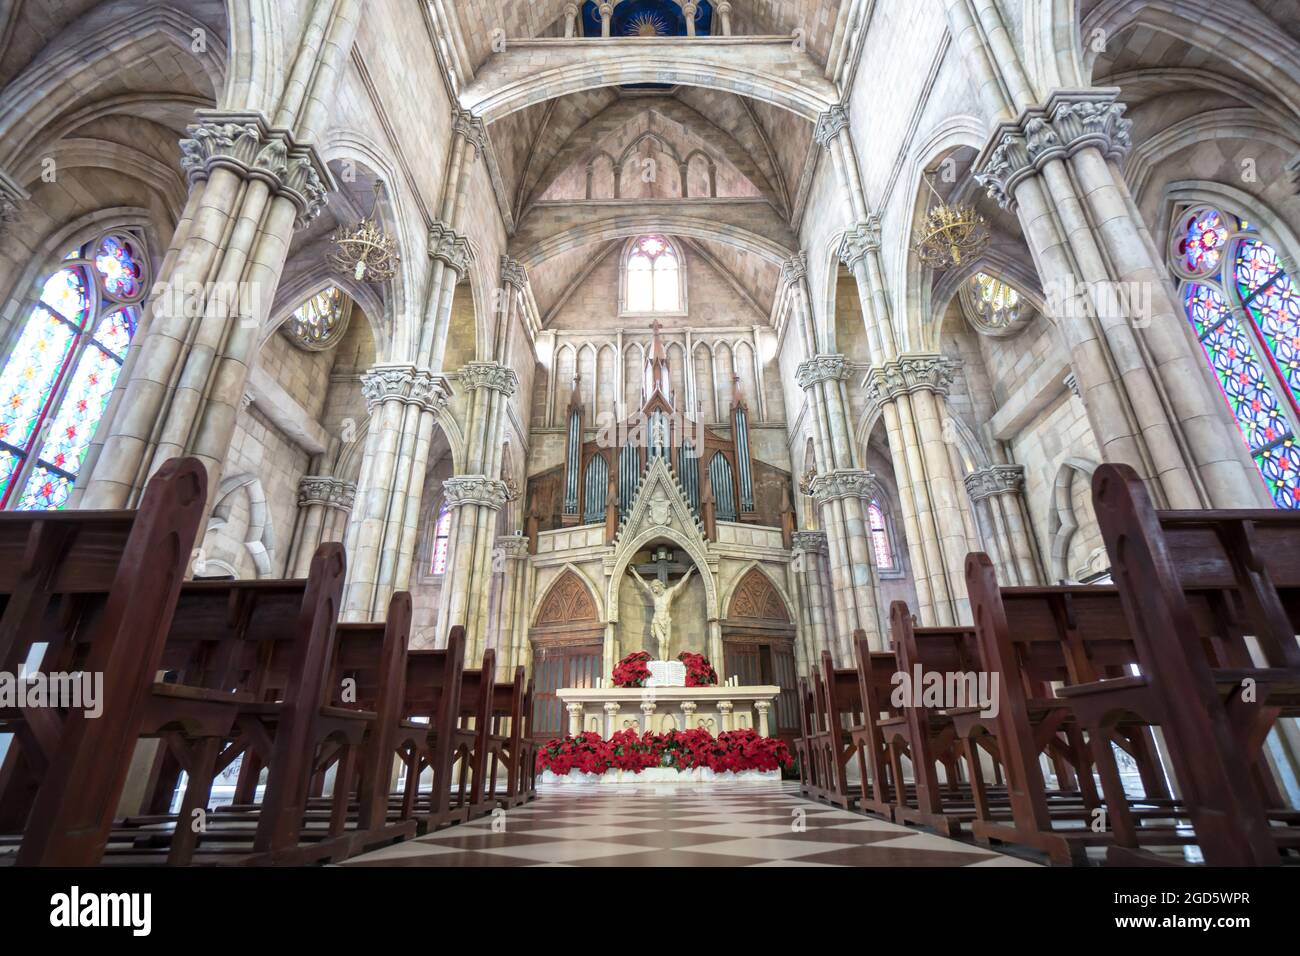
[282,287,352,351]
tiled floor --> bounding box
[342,782,1041,867]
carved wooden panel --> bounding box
[535,570,599,627]
[728,568,790,623]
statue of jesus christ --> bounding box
[628,566,695,661]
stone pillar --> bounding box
[564,2,579,37]
[599,2,613,37]
[708,620,724,680]
[683,2,698,35]
[964,464,1044,587]
[640,701,657,735]
[681,701,697,732]
[343,366,449,620]
[796,354,882,652]
[81,0,361,512]
[435,474,511,661]
[567,703,583,737]
[292,476,356,578]
[865,355,973,625]
[718,700,734,732]
[717,2,733,35]
[755,701,771,737]
[604,702,621,738]
[491,535,531,674]
[791,530,832,667]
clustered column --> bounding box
[963,464,1043,587]
[944,0,1262,510]
[790,530,831,669]
[864,355,974,625]
[291,476,356,578]
[343,366,449,621]
[490,535,533,676]
[80,0,361,513]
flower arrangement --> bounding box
[676,651,718,687]
[612,650,653,688]
[536,728,793,776]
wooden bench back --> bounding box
[404,626,466,734]
[820,650,864,735]
[12,457,207,866]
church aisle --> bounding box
[341,783,1041,867]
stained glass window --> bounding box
[868,501,894,570]
[1170,206,1300,508]
[282,286,350,351]
[0,233,147,510]
[431,502,452,575]
[625,235,681,313]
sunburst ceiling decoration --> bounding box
[626,12,670,36]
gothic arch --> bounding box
[1048,457,1099,582]
[724,564,794,625]
[224,0,285,112]
[459,41,838,125]
[207,472,277,579]
[533,565,605,629]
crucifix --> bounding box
[633,546,691,584]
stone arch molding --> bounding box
[605,457,718,624]
[459,40,838,125]
[1047,458,1106,582]
[533,564,606,628]
[723,562,794,624]
[206,472,277,579]
[515,214,793,269]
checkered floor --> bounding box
[342,782,1041,867]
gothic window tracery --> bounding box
[282,286,351,352]
[0,232,148,510]
[1169,206,1300,508]
[622,235,684,315]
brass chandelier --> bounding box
[912,175,990,271]
[329,180,400,283]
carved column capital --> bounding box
[178,110,333,228]
[428,220,473,276]
[0,168,28,239]
[865,354,956,406]
[781,252,808,287]
[298,476,358,511]
[444,476,510,511]
[796,354,850,391]
[494,535,531,562]
[791,530,829,556]
[974,89,1133,211]
[963,464,1026,503]
[839,217,881,269]
[457,361,519,397]
[813,104,850,150]
[360,364,450,413]
[452,109,489,154]
[499,255,529,290]
[809,469,879,505]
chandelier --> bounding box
[329,180,400,283]
[912,176,990,271]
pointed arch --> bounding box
[533,565,604,628]
[724,563,794,625]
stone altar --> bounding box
[557,682,782,738]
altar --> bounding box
[557,682,782,738]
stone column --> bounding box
[791,530,832,667]
[563,2,579,37]
[567,703,583,737]
[491,535,531,674]
[717,2,733,35]
[865,355,973,625]
[683,2,698,35]
[81,0,361,512]
[435,474,510,661]
[640,701,657,735]
[940,0,1263,511]
[681,701,697,733]
[603,702,621,738]
[718,700,734,732]
[599,2,613,37]
[292,476,356,578]
[343,366,450,620]
[795,353,882,652]
[755,701,771,737]
[964,464,1044,587]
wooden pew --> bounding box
[0,458,207,866]
[960,558,1190,863]
[1057,462,1300,865]
[807,650,864,809]
[793,678,818,796]
[849,630,908,819]
[486,666,536,810]
[400,628,468,832]
[453,651,497,821]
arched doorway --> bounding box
[530,570,604,739]
[723,568,798,740]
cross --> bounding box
[634,546,691,584]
